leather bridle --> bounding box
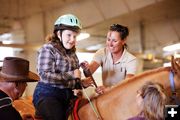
[169,70,180,105]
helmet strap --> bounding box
[57,30,67,50]
[57,30,62,42]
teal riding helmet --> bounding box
[54,14,82,29]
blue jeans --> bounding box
[33,82,76,120]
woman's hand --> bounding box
[81,77,94,88]
[80,61,90,70]
[95,86,107,95]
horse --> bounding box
[77,67,180,120]
[13,67,179,120]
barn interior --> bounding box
[0,0,180,118]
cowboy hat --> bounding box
[0,57,39,82]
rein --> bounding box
[169,70,180,105]
[82,87,103,120]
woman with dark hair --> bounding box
[128,82,168,120]
[33,14,93,120]
[82,24,137,94]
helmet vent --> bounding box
[70,18,73,23]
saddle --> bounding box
[68,98,89,120]
[34,97,88,120]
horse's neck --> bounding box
[94,68,172,118]
[99,68,171,100]
[78,67,178,120]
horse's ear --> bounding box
[171,56,176,72]
[172,56,180,79]
[171,56,180,73]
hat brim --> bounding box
[0,71,39,82]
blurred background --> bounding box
[0,0,180,96]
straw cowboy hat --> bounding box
[0,57,39,82]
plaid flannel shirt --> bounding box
[37,43,79,89]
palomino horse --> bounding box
[78,67,180,120]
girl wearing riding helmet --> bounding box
[33,14,93,120]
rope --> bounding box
[82,87,102,120]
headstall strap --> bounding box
[169,70,180,105]
[169,70,176,94]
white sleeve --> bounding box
[93,48,105,65]
[126,58,137,74]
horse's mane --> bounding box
[115,67,171,87]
